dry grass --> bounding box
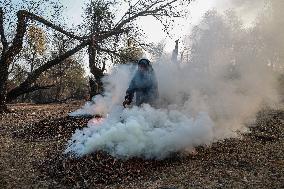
[0,102,283,188]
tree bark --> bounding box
[0,59,9,113]
[88,46,104,97]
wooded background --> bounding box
[0,0,191,112]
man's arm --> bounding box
[124,74,137,106]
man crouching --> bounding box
[123,59,159,107]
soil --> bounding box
[0,101,283,188]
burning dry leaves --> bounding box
[1,103,284,188]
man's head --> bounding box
[138,59,150,71]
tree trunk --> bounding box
[88,46,104,98]
[88,77,97,100]
[0,59,9,113]
[171,39,179,64]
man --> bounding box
[123,58,159,107]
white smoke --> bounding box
[69,65,133,117]
[68,104,214,159]
[65,0,283,159]
[215,0,267,27]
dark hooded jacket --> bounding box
[126,65,159,106]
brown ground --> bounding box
[0,102,283,189]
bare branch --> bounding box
[114,0,179,31]
[98,27,130,41]
[97,46,122,58]
[7,84,55,102]
[114,0,143,28]
[3,10,28,65]
[7,39,89,101]
[24,11,87,41]
[144,0,167,12]
[25,40,88,86]
[3,9,87,66]
[27,84,56,92]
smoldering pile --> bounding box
[66,104,214,159]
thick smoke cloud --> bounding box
[65,0,283,159]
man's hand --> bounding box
[123,93,132,107]
[123,99,130,108]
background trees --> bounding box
[0,0,88,112]
[0,0,191,112]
